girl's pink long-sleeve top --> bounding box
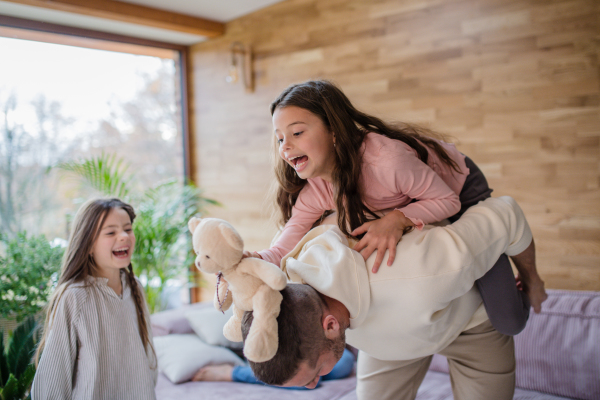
[257,132,470,267]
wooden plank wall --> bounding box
[189,0,600,299]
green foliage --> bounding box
[0,234,63,322]
[0,317,39,400]
[57,154,220,313]
[57,152,131,199]
[132,180,219,313]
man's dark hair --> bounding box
[241,284,327,385]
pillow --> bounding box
[151,302,211,337]
[154,334,245,384]
[185,307,244,349]
[514,289,600,400]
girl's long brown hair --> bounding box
[270,80,462,237]
[35,198,155,367]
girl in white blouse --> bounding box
[32,198,157,400]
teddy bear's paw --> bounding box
[273,274,287,291]
[223,318,243,342]
[243,336,278,363]
[243,321,278,362]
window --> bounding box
[0,22,188,241]
[0,18,197,310]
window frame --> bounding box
[0,14,194,182]
[0,14,200,302]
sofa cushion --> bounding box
[154,333,245,384]
[185,307,243,349]
[514,289,600,400]
[151,302,211,337]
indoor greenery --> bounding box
[58,153,219,313]
[0,316,39,400]
[0,233,63,322]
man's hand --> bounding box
[351,210,415,273]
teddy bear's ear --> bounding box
[188,217,201,233]
[219,224,244,252]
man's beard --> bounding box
[326,328,346,361]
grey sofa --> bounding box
[153,289,600,400]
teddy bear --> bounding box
[188,216,287,362]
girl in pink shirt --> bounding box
[249,80,546,335]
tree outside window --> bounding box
[0,35,208,316]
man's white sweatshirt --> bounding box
[282,196,532,361]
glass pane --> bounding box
[0,35,184,241]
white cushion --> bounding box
[153,334,244,383]
[184,307,243,349]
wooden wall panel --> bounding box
[189,0,600,299]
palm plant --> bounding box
[0,317,39,400]
[57,153,219,313]
[57,153,131,199]
[131,180,216,312]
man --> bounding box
[242,196,544,399]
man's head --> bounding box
[242,284,347,389]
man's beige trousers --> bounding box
[356,319,515,400]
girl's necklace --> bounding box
[215,272,229,314]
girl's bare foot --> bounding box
[511,239,547,313]
[191,364,234,382]
[526,276,548,313]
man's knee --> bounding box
[356,352,432,400]
[443,320,516,400]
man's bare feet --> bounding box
[191,364,234,382]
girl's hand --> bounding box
[351,210,414,273]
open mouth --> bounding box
[113,248,129,258]
[289,155,308,170]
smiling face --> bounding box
[273,106,337,182]
[91,207,135,277]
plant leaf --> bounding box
[15,364,35,399]
[56,153,131,198]
[0,329,8,388]
[7,317,37,380]
[1,373,18,399]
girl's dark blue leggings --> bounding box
[449,156,530,335]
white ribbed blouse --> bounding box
[31,271,158,400]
